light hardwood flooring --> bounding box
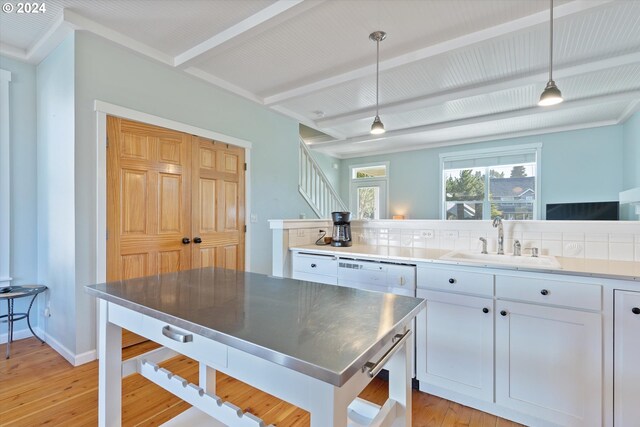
[0,338,524,426]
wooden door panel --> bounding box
[158,137,183,165]
[158,250,182,274]
[121,253,149,280]
[121,170,148,234]
[121,133,150,160]
[158,173,183,234]
[191,137,245,271]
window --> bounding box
[441,145,541,220]
[350,163,388,220]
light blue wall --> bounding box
[73,33,314,353]
[36,34,77,353]
[339,126,625,219]
[623,111,640,189]
[0,56,39,337]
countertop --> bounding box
[86,267,425,386]
[290,244,640,282]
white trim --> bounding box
[94,101,252,149]
[349,162,390,220]
[618,99,640,124]
[183,67,264,104]
[0,69,11,292]
[0,326,38,345]
[439,144,542,220]
[93,101,253,280]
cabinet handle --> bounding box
[193,237,202,244]
[162,326,193,343]
[500,310,508,316]
[482,308,489,314]
[310,263,317,268]
[182,237,191,244]
[448,278,456,284]
[632,307,640,315]
[540,289,549,296]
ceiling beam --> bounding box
[312,90,640,149]
[174,0,322,68]
[315,51,640,127]
[263,0,614,106]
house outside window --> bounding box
[440,145,541,221]
[350,163,389,220]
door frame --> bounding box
[94,100,253,288]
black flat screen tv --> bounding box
[546,201,619,220]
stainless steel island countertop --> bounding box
[86,267,425,386]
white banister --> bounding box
[298,139,347,218]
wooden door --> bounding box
[107,117,192,346]
[191,136,245,271]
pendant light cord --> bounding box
[375,37,380,116]
[549,0,554,81]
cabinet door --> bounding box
[496,301,602,426]
[614,290,640,426]
[416,290,494,401]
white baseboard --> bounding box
[0,326,41,344]
[42,330,76,365]
[74,348,97,366]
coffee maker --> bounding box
[331,211,352,247]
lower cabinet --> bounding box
[416,289,494,402]
[614,290,640,425]
[495,300,602,427]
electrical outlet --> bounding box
[250,213,258,223]
[444,230,459,239]
[44,307,51,317]
[421,229,435,239]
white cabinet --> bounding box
[416,289,494,402]
[291,252,337,285]
[614,290,640,426]
[495,300,602,427]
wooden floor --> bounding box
[0,338,523,426]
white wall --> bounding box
[36,35,76,354]
[0,56,39,341]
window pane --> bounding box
[444,168,485,201]
[352,165,387,179]
[357,186,379,220]
[446,202,483,220]
[489,163,536,220]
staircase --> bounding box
[298,139,347,218]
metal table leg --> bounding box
[6,299,12,359]
[26,294,44,344]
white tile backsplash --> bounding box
[343,220,639,262]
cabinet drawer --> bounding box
[496,275,601,311]
[419,267,493,297]
[292,271,338,285]
[109,303,227,369]
[292,252,337,276]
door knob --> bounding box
[182,237,191,244]
[193,237,202,244]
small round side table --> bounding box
[0,284,48,359]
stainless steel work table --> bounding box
[86,267,425,426]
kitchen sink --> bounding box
[440,250,561,269]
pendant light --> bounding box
[370,31,387,134]
[539,0,563,106]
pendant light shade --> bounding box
[539,0,563,106]
[370,31,386,135]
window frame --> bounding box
[439,144,542,221]
[0,69,11,286]
[349,161,390,220]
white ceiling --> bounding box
[1,0,639,158]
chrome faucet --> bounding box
[513,239,521,256]
[479,237,488,254]
[492,216,504,255]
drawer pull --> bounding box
[482,307,489,314]
[500,310,508,316]
[362,330,412,378]
[632,307,640,315]
[310,263,317,268]
[540,289,549,296]
[448,278,456,284]
[162,326,193,343]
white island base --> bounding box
[98,300,413,427]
